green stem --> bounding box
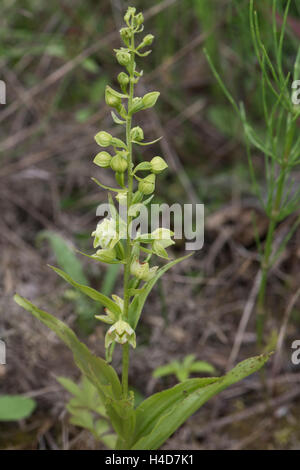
[121,343,129,397]
[256,118,295,344]
[121,33,135,398]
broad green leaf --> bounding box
[0,395,36,421]
[131,378,218,449]
[131,353,271,449]
[129,253,193,328]
[14,295,122,401]
[49,266,122,317]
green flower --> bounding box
[151,228,175,258]
[105,320,136,348]
[130,257,158,281]
[92,218,120,250]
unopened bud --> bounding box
[105,86,122,110]
[95,131,112,147]
[124,7,136,24]
[116,50,131,67]
[138,174,156,195]
[150,156,168,174]
[140,34,154,48]
[130,126,144,142]
[142,91,160,110]
[120,27,132,44]
[134,12,144,26]
[118,72,129,90]
[111,153,128,173]
[93,151,111,168]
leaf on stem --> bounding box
[14,294,122,400]
[130,353,271,449]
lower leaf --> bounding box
[14,294,122,401]
[131,353,271,450]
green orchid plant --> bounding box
[15,6,270,450]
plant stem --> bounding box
[256,118,295,344]
[121,33,135,398]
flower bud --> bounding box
[138,174,156,195]
[140,34,154,48]
[130,126,144,142]
[134,12,144,26]
[150,156,168,174]
[95,131,112,147]
[116,50,131,67]
[105,320,136,348]
[124,7,136,24]
[110,153,128,173]
[120,27,132,45]
[93,151,111,168]
[105,86,122,110]
[142,91,160,110]
[118,72,129,90]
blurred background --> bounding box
[0,0,300,450]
